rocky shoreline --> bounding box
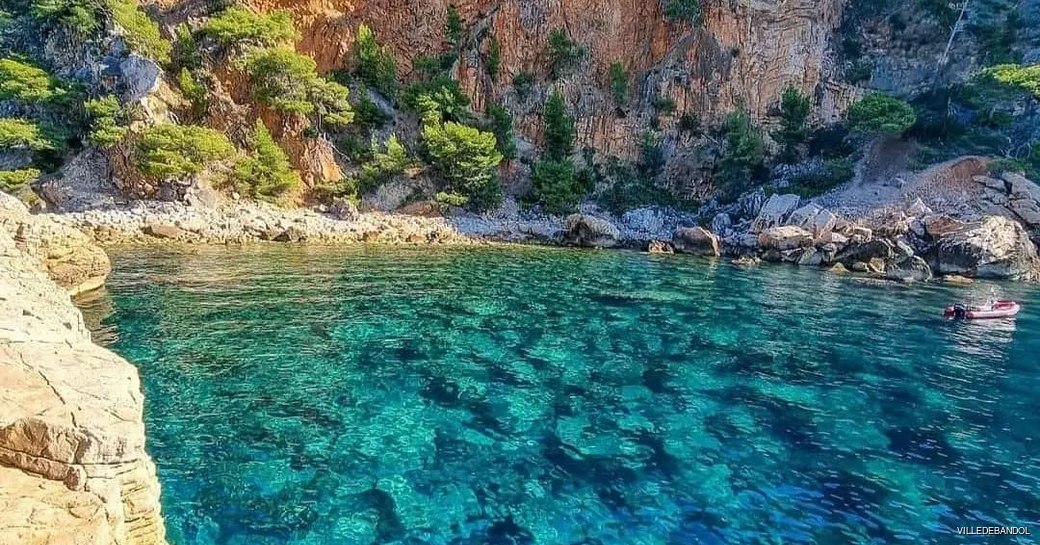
[0,195,166,544]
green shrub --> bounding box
[244,48,354,126]
[664,0,701,23]
[135,123,236,178]
[84,96,128,147]
[0,118,54,150]
[30,0,99,35]
[0,58,63,103]
[531,159,590,214]
[774,86,811,163]
[609,61,627,105]
[598,158,684,213]
[716,108,765,201]
[229,120,300,199]
[202,6,296,48]
[173,23,202,69]
[679,112,700,134]
[177,68,209,113]
[990,143,1040,180]
[543,90,575,161]
[403,80,472,123]
[513,71,534,97]
[107,0,172,65]
[353,92,391,128]
[434,191,468,207]
[358,134,413,191]
[486,35,501,81]
[846,93,916,136]
[983,63,1040,98]
[313,176,360,204]
[445,4,462,46]
[355,24,397,97]
[422,112,503,211]
[789,157,854,197]
[0,168,41,194]
[486,103,516,160]
[652,96,677,114]
[548,28,584,78]
[639,130,664,178]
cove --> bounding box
[78,245,1040,545]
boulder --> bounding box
[922,215,965,240]
[828,263,849,274]
[0,193,110,295]
[672,227,721,257]
[905,197,934,218]
[941,274,975,285]
[797,247,823,266]
[810,209,839,238]
[565,214,620,248]
[1002,172,1040,201]
[710,213,732,236]
[886,256,932,282]
[274,226,307,243]
[973,175,1008,193]
[736,190,767,220]
[757,226,813,251]
[835,239,894,264]
[786,204,823,229]
[931,216,1039,279]
[1008,198,1040,227]
[648,240,674,254]
[329,199,360,221]
[750,194,800,233]
[143,223,188,240]
[732,255,761,266]
[399,200,443,218]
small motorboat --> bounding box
[944,300,1021,320]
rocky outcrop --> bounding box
[564,214,620,248]
[750,194,801,233]
[0,219,166,544]
[0,193,111,295]
[672,226,720,257]
[929,216,1040,280]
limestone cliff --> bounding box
[0,194,166,545]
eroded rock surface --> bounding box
[0,218,166,545]
[0,193,111,296]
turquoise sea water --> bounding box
[79,246,1040,545]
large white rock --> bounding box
[564,214,621,248]
[932,216,1039,279]
[757,226,813,251]
[672,226,721,257]
[0,225,166,545]
[750,194,800,233]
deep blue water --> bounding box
[79,245,1040,545]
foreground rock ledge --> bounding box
[0,203,165,544]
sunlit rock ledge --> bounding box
[0,199,166,545]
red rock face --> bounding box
[230,0,856,188]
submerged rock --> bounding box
[647,240,674,254]
[564,214,620,248]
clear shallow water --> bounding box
[78,246,1040,545]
